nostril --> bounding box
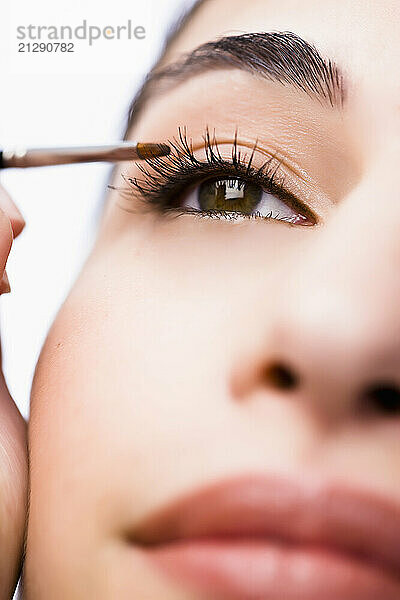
[361,383,400,416]
[262,362,299,391]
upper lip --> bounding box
[131,473,400,578]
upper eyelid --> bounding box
[188,138,313,186]
[130,128,318,204]
[126,148,284,202]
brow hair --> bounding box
[125,28,345,137]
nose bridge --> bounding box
[233,165,400,422]
[274,160,400,412]
[298,148,400,329]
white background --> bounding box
[0,0,190,420]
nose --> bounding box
[230,171,400,425]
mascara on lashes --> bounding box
[117,127,317,225]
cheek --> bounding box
[28,217,299,537]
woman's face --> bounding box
[26,1,400,598]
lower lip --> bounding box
[146,538,400,600]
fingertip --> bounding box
[0,186,25,239]
[9,211,25,238]
[0,209,13,268]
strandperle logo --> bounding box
[16,20,146,46]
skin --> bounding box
[0,186,27,599]
[25,0,400,597]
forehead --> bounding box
[165,0,400,99]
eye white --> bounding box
[182,179,301,223]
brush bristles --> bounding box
[136,143,170,160]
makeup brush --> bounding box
[0,142,170,169]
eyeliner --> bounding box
[0,142,170,169]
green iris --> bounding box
[197,177,262,214]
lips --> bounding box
[130,474,400,599]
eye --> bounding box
[181,176,312,224]
[124,128,319,225]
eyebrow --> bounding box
[126,31,346,134]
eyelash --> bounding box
[117,126,317,225]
